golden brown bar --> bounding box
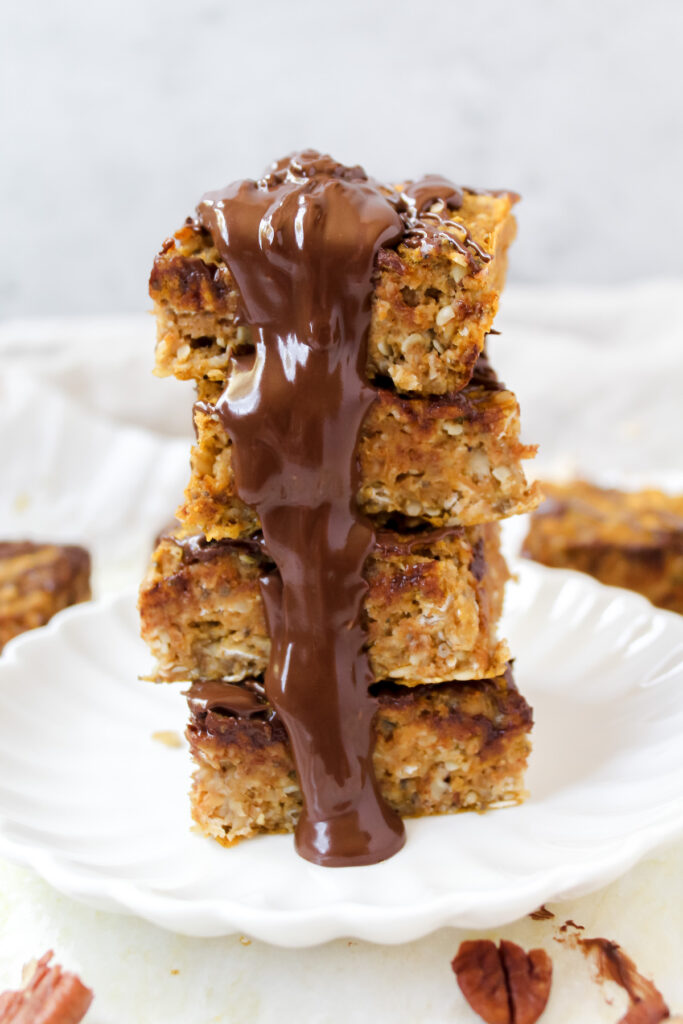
[180,362,539,541]
[139,526,510,686]
[186,669,532,846]
[522,481,683,614]
[150,189,517,396]
[0,542,91,651]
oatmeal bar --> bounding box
[0,542,91,651]
[186,668,532,845]
[140,526,509,686]
[522,481,683,614]
[180,360,538,540]
[150,190,517,396]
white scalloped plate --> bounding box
[0,560,682,946]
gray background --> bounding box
[1,0,682,318]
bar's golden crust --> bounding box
[522,481,683,614]
[150,190,517,396]
[139,527,510,686]
[179,376,539,541]
[0,542,91,651]
[187,672,532,845]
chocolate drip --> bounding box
[578,938,669,1022]
[394,177,492,267]
[169,531,270,564]
[399,175,464,215]
[197,150,406,866]
[186,679,267,718]
[185,679,287,745]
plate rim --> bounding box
[1,560,682,946]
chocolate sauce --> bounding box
[396,178,492,266]
[185,679,288,747]
[197,151,409,866]
[578,938,669,1023]
[398,175,464,214]
[169,531,270,564]
[196,151,482,867]
[186,679,267,719]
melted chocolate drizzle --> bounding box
[578,938,669,1023]
[398,174,464,214]
[186,679,269,719]
[170,531,269,564]
[196,150,480,867]
[396,176,492,266]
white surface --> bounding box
[0,851,680,1024]
[3,1,683,317]
[1,563,682,947]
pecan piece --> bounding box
[528,905,554,922]
[452,939,552,1024]
[0,951,93,1023]
[500,941,553,1024]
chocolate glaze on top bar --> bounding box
[196,150,486,867]
[400,175,464,214]
[396,176,493,266]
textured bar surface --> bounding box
[522,481,683,614]
[180,363,539,540]
[186,670,532,845]
[150,189,517,396]
[139,526,510,685]
[0,542,91,651]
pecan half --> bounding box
[452,939,553,1024]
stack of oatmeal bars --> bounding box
[139,158,540,851]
